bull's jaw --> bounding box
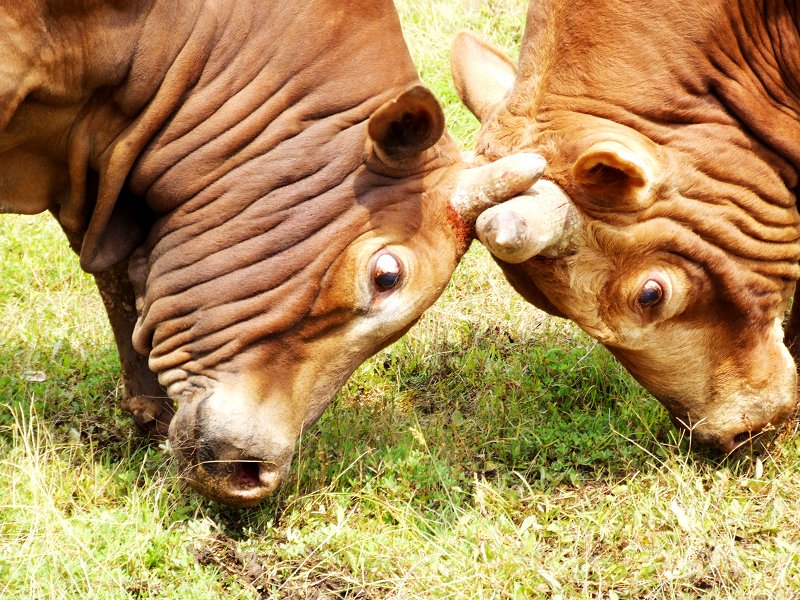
[161,342,354,507]
[165,356,357,506]
[161,310,425,507]
[608,315,799,452]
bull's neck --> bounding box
[706,0,800,174]
[514,0,800,185]
[118,0,420,214]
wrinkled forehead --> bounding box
[477,110,638,171]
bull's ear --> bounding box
[572,141,655,209]
[368,85,445,166]
[450,31,517,122]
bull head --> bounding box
[451,30,800,453]
[125,85,545,506]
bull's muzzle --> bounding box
[185,439,292,507]
[167,396,297,507]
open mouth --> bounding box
[234,460,263,489]
[182,458,285,507]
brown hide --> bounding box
[1,0,544,505]
[453,0,800,451]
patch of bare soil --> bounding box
[194,533,385,599]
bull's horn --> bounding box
[476,179,581,262]
[451,153,546,223]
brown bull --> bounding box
[1,0,544,506]
[452,0,800,452]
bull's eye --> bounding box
[373,253,402,291]
[637,280,663,307]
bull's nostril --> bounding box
[258,463,281,490]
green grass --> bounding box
[3,1,800,597]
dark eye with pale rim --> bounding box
[373,253,402,291]
[637,280,663,307]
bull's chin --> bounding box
[683,422,785,455]
[180,460,288,508]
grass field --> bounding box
[3,1,800,597]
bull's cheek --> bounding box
[605,346,696,415]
